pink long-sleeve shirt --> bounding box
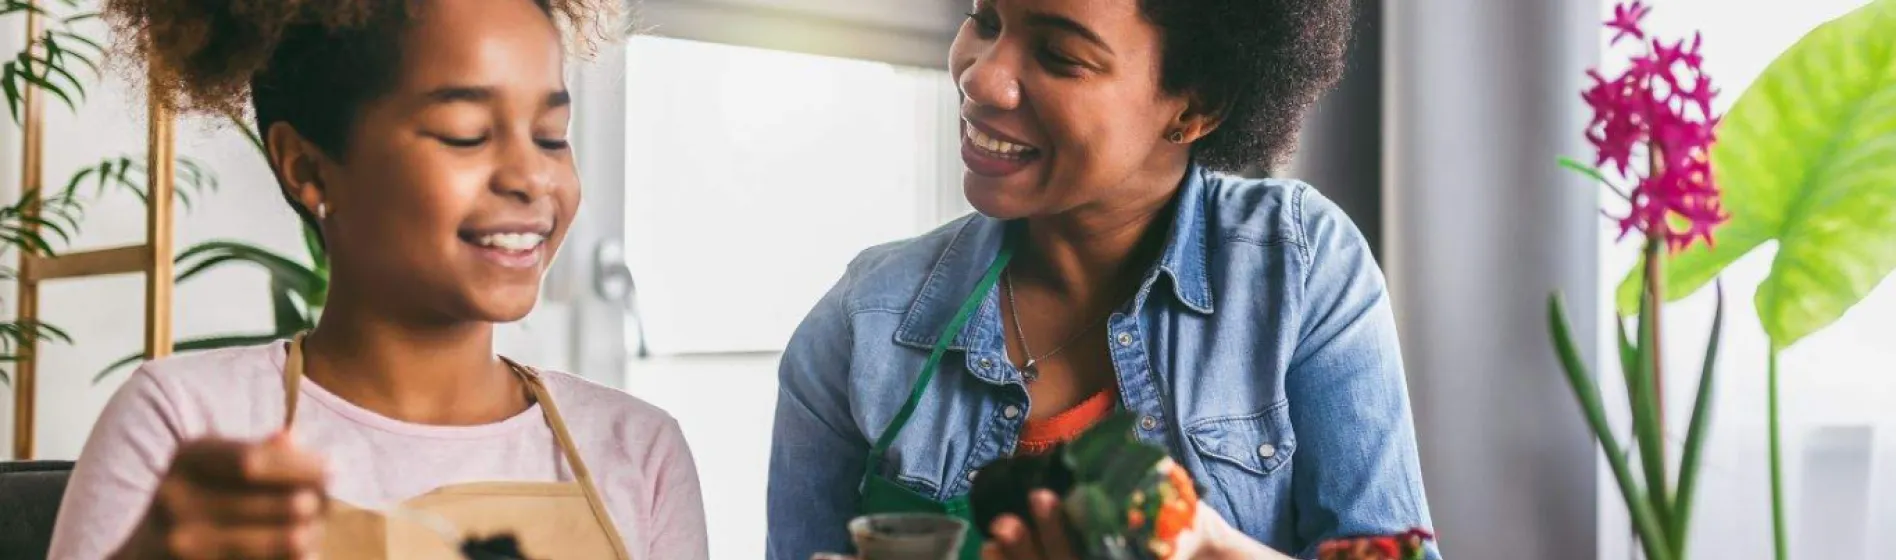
[46,342,709,560]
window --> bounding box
[622,36,962,355]
[1593,1,1896,558]
[615,36,963,559]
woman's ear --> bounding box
[265,121,329,219]
[1168,91,1228,145]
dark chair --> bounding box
[0,461,74,560]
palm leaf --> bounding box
[8,52,77,111]
[3,63,22,121]
[175,240,324,297]
[0,1,54,17]
[270,275,312,334]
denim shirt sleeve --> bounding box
[766,266,869,560]
[1285,189,1439,558]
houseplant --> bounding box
[1607,1,1896,558]
[1547,3,1728,560]
[2,0,213,383]
[1554,1,1896,559]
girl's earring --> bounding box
[1167,130,1188,144]
[315,203,329,221]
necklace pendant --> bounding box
[1021,360,1039,383]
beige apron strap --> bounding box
[505,358,632,560]
[282,332,309,429]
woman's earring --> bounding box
[315,203,328,221]
[1167,130,1188,144]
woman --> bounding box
[48,1,708,559]
[767,0,1435,558]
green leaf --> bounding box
[1558,156,1629,199]
[1671,283,1725,558]
[94,332,293,383]
[0,1,55,18]
[228,112,267,155]
[3,64,22,122]
[1614,1,1896,350]
[174,240,324,298]
[269,275,310,334]
[1548,293,1674,560]
[11,53,78,110]
[1629,269,1672,530]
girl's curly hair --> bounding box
[101,0,619,240]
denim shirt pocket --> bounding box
[1183,401,1296,532]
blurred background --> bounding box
[2,0,1891,558]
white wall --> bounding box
[0,15,569,460]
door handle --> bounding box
[592,239,650,358]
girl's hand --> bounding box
[113,433,328,560]
[980,491,1292,560]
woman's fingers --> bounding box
[1027,490,1076,559]
[990,514,1042,559]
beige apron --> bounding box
[283,335,632,559]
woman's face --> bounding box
[950,0,1197,219]
[315,0,578,323]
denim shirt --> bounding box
[767,166,1437,559]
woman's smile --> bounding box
[962,119,1044,178]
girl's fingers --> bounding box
[166,519,320,559]
[196,488,324,525]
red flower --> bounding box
[1583,3,1727,252]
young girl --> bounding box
[48,1,708,558]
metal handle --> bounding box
[592,239,649,358]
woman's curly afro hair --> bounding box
[1142,0,1355,172]
[102,0,619,240]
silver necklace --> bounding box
[1003,269,1113,383]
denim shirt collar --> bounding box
[892,165,1215,367]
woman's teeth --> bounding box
[475,232,544,252]
[967,126,1033,158]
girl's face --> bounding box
[303,0,579,323]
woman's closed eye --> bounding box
[534,137,570,150]
[1038,48,1084,75]
[966,11,1000,38]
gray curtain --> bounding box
[1382,0,1603,558]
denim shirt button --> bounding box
[1002,405,1021,419]
[1258,443,1277,459]
[966,470,978,482]
[1116,332,1134,347]
[1139,415,1159,431]
[979,357,995,369]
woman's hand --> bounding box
[980,491,1292,560]
[113,433,328,560]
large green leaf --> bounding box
[1615,0,1896,349]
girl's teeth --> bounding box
[477,233,544,251]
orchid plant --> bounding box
[1547,3,1726,560]
[1558,2,1896,559]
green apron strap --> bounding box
[863,222,1018,477]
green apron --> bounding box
[856,225,1016,560]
